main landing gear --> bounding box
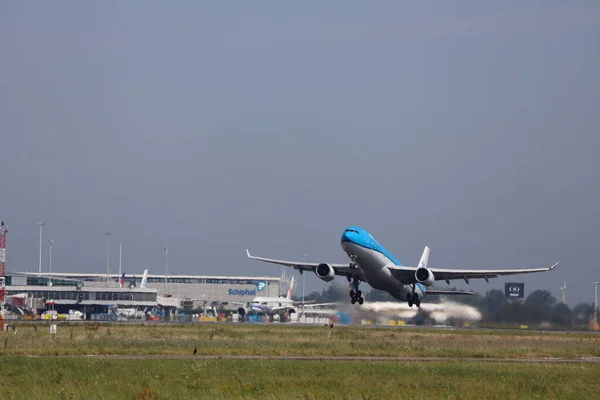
[406,284,420,308]
[348,277,364,305]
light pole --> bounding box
[48,240,53,286]
[37,221,44,274]
[104,233,111,285]
[594,282,600,330]
[164,246,168,295]
[118,241,123,287]
[300,253,306,319]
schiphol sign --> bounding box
[505,282,525,299]
[227,281,268,297]
[228,288,256,297]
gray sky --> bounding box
[1,2,599,306]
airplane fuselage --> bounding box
[341,227,426,302]
[249,297,293,313]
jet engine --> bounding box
[237,307,246,317]
[415,268,435,286]
[315,263,335,282]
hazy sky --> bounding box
[1,2,599,306]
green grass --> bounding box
[2,323,599,359]
[2,324,599,399]
[1,357,599,399]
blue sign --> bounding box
[228,288,256,297]
[255,281,267,292]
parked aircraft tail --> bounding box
[286,276,295,300]
[140,269,148,288]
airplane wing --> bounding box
[388,262,559,284]
[269,302,337,312]
[296,302,338,308]
[245,249,364,280]
[198,298,247,307]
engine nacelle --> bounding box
[415,268,435,286]
[315,263,335,282]
[237,307,246,317]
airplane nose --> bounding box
[341,230,354,245]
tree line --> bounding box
[294,285,596,328]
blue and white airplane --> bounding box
[227,277,335,318]
[246,226,559,307]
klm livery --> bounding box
[246,226,558,307]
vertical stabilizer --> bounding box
[417,246,430,269]
[140,269,148,288]
[286,276,295,300]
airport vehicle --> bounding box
[246,226,559,307]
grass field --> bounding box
[2,357,599,399]
[1,322,598,359]
[1,323,599,399]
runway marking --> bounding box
[18,355,600,363]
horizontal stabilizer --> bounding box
[425,290,475,296]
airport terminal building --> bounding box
[6,272,284,312]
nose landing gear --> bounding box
[348,255,358,269]
[349,278,364,305]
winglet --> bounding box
[549,262,559,270]
[246,249,252,258]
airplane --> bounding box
[140,269,148,288]
[246,226,559,308]
[234,277,334,318]
[123,269,149,289]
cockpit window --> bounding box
[345,229,360,234]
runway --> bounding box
[17,320,598,334]
[20,354,600,364]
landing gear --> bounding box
[348,255,358,269]
[349,278,364,305]
[407,285,421,308]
